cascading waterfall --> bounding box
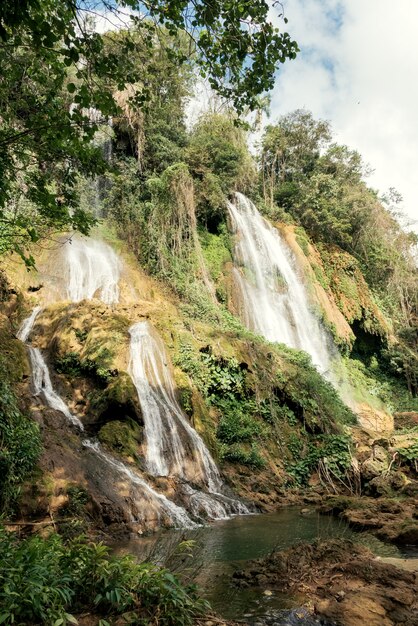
[18,307,198,528]
[63,237,121,304]
[19,236,248,525]
[128,321,222,492]
[228,192,334,375]
[128,321,249,518]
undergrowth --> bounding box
[0,527,209,625]
[0,360,41,515]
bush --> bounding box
[219,443,266,468]
[0,372,41,515]
[286,434,352,486]
[0,527,209,625]
[216,398,268,444]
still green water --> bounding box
[114,508,403,623]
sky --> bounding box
[267,0,418,231]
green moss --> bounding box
[105,372,138,406]
[98,419,143,457]
[312,264,329,291]
[341,355,418,413]
[0,325,28,383]
[54,350,114,385]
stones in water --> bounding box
[227,192,333,375]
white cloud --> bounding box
[269,0,418,231]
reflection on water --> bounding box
[113,508,403,622]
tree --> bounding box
[187,112,255,228]
[0,0,298,263]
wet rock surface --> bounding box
[320,494,418,545]
[232,539,418,626]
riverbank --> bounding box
[232,538,418,626]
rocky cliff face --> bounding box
[1,222,416,535]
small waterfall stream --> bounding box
[128,321,249,517]
[17,308,84,431]
[228,193,334,375]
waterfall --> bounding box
[63,237,121,304]
[228,192,333,375]
[128,321,222,492]
[19,235,249,525]
[83,440,197,529]
[17,306,42,343]
[128,321,249,518]
[18,311,198,529]
[18,309,84,431]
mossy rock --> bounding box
[98,418,143,457]
[0,319,29,382]
[91,372,142,424]
[106,372,139,408]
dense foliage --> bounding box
[175,340,356,472]
[0,360,41,515]
[0,526,208,625]
[0,0,297,263]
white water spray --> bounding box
[128,321,222,492]
[64,237,121,304]
[18,309,84,430]
[228,193,333,375]
[83,439,197,529]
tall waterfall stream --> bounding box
[228,192,334,376]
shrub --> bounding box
[216,398,268,444]
[286,434,352,486]
[219,443,266,468]
[0,371,41,515]
[0,527,209,625]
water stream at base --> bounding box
[228,193,334,376]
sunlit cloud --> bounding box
[269,0,418,230]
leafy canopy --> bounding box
[0,0,298,263]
